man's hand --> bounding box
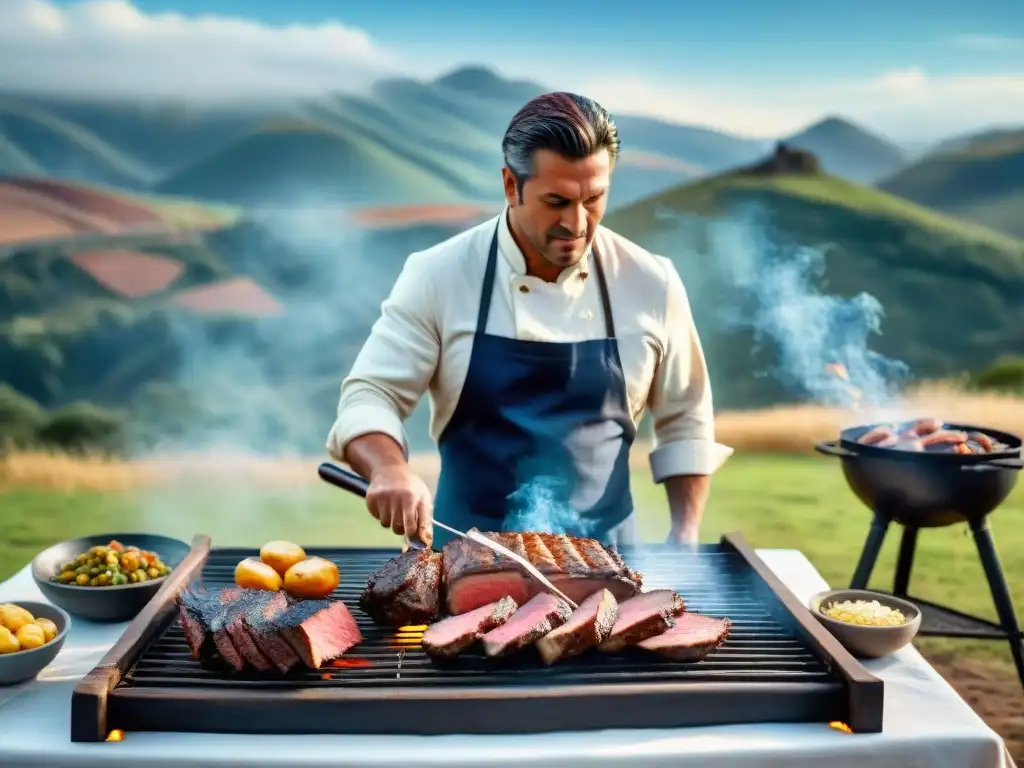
[344,433,434,547]
[366,464,434,547]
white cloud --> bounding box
[0,0,399,98]
[0,0,1020,144]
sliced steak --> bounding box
[421,597,519,660]
[223,590,287,672]
[359,548,443,626]
[536,588,619,665]
[271,599,364,669]
[243,592,302,673]
[637,613,732,661]
[480,592,573,659]
[180,586,247,672]
[443,532,642,615]
[177,588,211,659]
[598,589,686,652]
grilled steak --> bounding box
[480,592,573,659]
[598,589,686,652]
[272,598,364,669]
[188,586,247,672]
[176,586,363,671]
[243,592,302,673]
[223,590,286,672]
[359,548,444,626]
[535,588,619,665]
[443,532,642,615]
[637,613,732,661]
[421,597,519,660]
[177,587,212,659]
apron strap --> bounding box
[476,217,617,338]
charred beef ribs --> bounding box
[359,548,444,626]
[598,589,686,652]
[637,613,732,661]
[443,533,642,615]
[480,592,573,658]
[535,588,619,665]
[421,596,519,660]
[176,586,364,672]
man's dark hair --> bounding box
[502,92,620,200]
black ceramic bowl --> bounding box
[31,534,191,622]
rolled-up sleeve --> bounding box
[647,258,734,482]
[326,250,440,462]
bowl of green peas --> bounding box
[31,534,189,622]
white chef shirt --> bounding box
[327,210,734,482]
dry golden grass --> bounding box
[3,383,1023,493]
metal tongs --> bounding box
[317,462,578,609]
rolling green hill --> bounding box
[606,166,1024,408]
[0,98,155,189]
[155,119,470,206]
[783,116,906,184]
[878,129,1024,237]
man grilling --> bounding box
[326,92,733,549]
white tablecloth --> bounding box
[0,549,1012,768]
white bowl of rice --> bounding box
[808,589,922,659]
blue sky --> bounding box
[4,0,1023,142]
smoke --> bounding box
[655,203,911,419]
[504,475,595,538]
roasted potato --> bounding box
[34,617,58,642]
[283,557,339,599]
[0,626,18,654]
[15,623,45,651]
[234,558,283,591]
[260,540,307,577]
[0,604,34,633]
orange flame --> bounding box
[398,625,427,632]
[829,721,853,734]
[105,729,125,742]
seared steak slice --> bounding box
[598,589,686,652]
[421,597,519,660]
[637,613,732,661]
[243,592,302,673]
[177,588,211,659]
[359,549,443,626]
[206,587,247,672]
[443,532,642,615]
[223,590,287,672]
[270,599,364,669]
[536,589,619,665]
[177,586,247,671]
[480,593,573,659]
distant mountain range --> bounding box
[1,65,1022,454]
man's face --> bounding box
[503,148,611,272]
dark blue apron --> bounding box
[431,219,638,548]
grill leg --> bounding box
[970,518,1024,693]
[892,527,918,597]
[850,512,890,590]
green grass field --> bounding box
[2,453,1022,667]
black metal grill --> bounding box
[128,547,831,688]
[76,537,882,739]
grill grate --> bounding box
[80,539,882,738]
[124,546,831,687]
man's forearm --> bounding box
[344,433,408,482]
[664,474,711,544]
